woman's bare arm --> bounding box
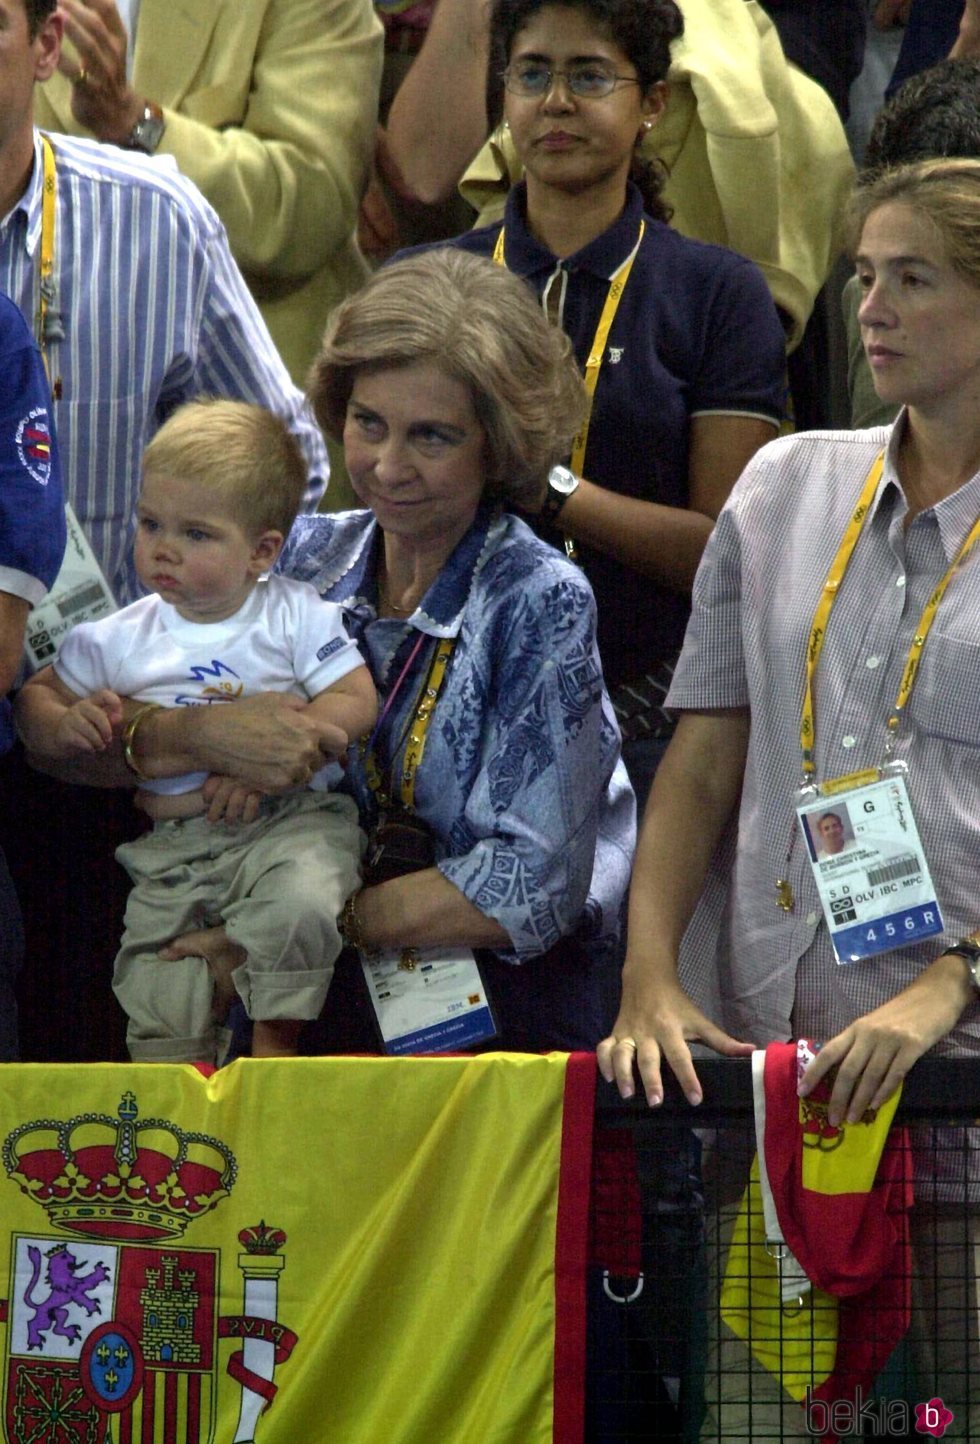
[382,0,491,204]
[552,415,776,590]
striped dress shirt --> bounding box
[0,131,328,604]
[669,416,980,1099]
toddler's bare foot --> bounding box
[159,925,244,1021]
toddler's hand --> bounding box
[202,774,265,825]
[56,689,122,754]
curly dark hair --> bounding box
[25,0,57,39]
[487,0,684,220]
[863,60,980,178]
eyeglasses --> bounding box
[501,62,641,99]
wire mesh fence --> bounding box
[588,1057,980,1442]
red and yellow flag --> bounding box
[0,1054,594,1443]
[721,1042,911,1422]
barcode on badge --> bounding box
[866,854,920,887]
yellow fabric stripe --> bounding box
[720,1158,838,1402]
[36,136,57,379]
[0,1056,571,1443]
[799,1084,901,1195]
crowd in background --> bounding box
[4,1,980,1435]
[0,0,978,1076]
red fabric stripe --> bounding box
[164,1370,177,1444]
[141,1370,155,1444]
[552,1051,596,1444]
[120,1408,132,1444]
[763,1041,913,1428]
[186,1375,200,1442]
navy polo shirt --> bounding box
[439,183,786,688]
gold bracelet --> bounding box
[339,891,368,952]
[121,703,162,781]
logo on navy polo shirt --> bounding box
[15,406,53,486]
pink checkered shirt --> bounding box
[670,416,980,1070]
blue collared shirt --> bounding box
[0,131,328,605]
[280,506,636,960]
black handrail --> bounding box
[595,1054,980,1124]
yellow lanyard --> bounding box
[492,219,644,478]
[36,136,60,397]
[365,637,455,811]
[800,451,980,779]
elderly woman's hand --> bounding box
[186,693,340,792]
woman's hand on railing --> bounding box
[597,976,754,1108]
[798,950,977,1127]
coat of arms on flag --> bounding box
[0,1056,592,1443]
[0,1085,296,1444]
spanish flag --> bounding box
[0,1054,593,1443]
[720,1042,912,1437]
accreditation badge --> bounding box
[361,947,497,1054]
[796,764,943,964]
[23,503,116,669]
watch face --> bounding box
[548,466,578,497]
[132,109,165,153]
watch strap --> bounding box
[944,938,980,989]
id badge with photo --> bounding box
[24,504,116,669]
[361,946,497,1054]
[796,764,943,964]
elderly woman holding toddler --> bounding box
[25,249,634,1056]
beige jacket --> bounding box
[460,0,854,349]
[35,0,384,385]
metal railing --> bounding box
[588,1057,980,1442]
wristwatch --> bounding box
[125,101,166,154]
[541,464,580,524]
[943,936,980,991]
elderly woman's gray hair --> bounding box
[308,249,586,509]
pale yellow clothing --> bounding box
[35,0,384,386]
[460,0,854,350]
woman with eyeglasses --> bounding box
[411,0,787,804]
